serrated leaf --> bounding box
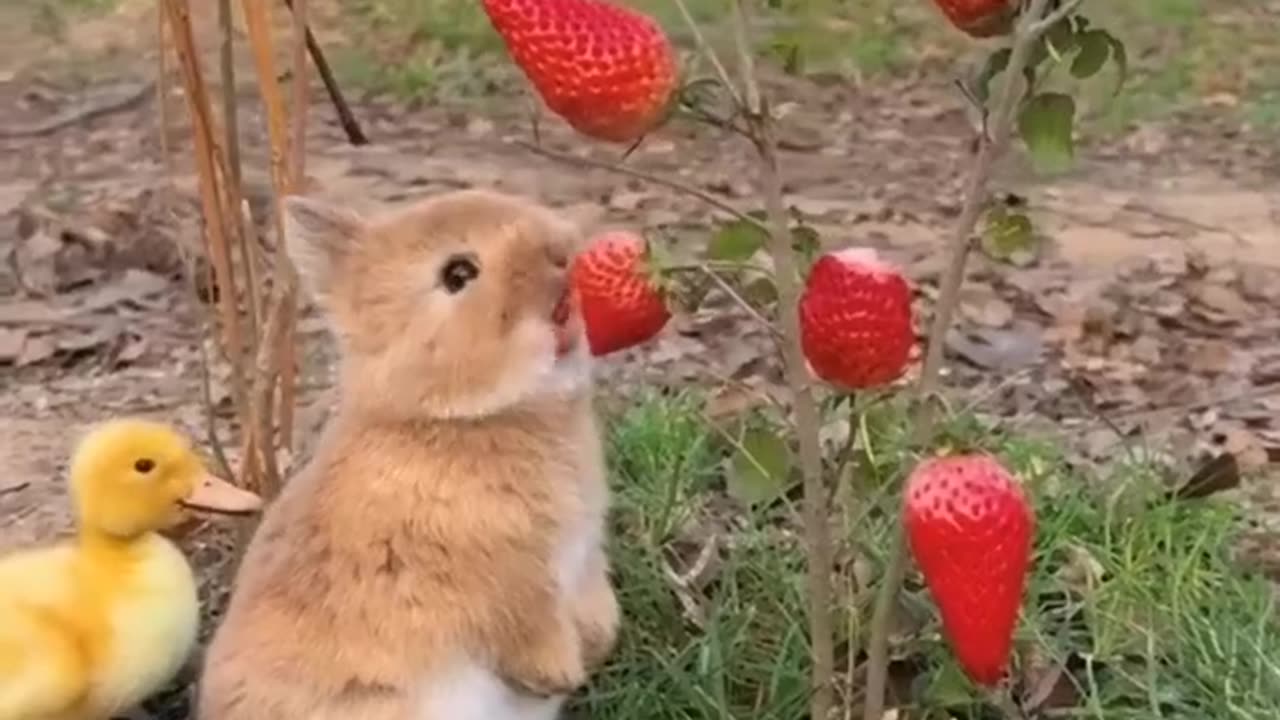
[1018,92,1076,175]
[707,219,769,262]
[981,209,1037,263]
[728,429,791,507]
[1070,29,1111,79]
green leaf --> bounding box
[1017,92,1077,175]
[1070,29,1112,79]
[771,40,804,75]
[1043,15,1078,60]
[1106,32,1129,96]
[727,429,791,507]
[973,48,1011,104]
[922,660,981,706]
[981,207,1038,264]
[741,276,778,307]
[707,219,769,262]
[790,224,820,259]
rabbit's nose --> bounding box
[546,244,570,270]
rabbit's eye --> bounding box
[440,255,479,294]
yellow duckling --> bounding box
[0,418,263,720]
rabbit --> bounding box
[196,188,620,720]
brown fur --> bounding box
[196,190,618,720]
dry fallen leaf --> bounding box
[1172,452,1242,500]
[17,335,56,366]
[1193,282,1252,321]
[0,328,27,363]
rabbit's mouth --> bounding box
[551,287,580,358]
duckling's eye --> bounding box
[440,255,479,294]
[134,458,155,474]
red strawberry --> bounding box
[570,231,670,356]
[931,0,1015,38]
[798,247,914,390]
[904,454,1036,687]
[481,0,679,143]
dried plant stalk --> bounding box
[239,0,302,498]
[161,0,252,470]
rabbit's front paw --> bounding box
[499,615,586,697]
[575,570,620,670]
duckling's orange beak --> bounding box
[181,473,263,515]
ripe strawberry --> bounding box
[570,231,670,356]
[931,0,1015,38]
[904,454,1036,687]
[798,247,914,391]
[481,0,679,143]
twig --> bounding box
[162,0,250,469]
[0,480,30,497]
[728,1,833,717]
[281,0,368,145]
[861,2,1064,718]
[240,0,300,497]
[668,0,742,109]
[217,0,241,190]
[289,0,310,188]
[218,0,258,349]
[697,264,778,337]
[0,82,155,139]
[514,139,767,231]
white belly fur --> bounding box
[415,663,562,720]
[415,477,603,720]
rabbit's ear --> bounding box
[282,195,365,298]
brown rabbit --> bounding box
[196,189,619,720]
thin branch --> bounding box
[862,2,1061,718]
[668,0,742,109]
[218,0,241,189]
[697,263,779,338]
[514,140,767,231]
[282,0,369,145]
[162,0,250,470]
[289,0,310,187]
[729,0,834,717]
[157,0,232,481]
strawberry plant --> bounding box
[482,0,1129,717]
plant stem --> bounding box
[860,2,1066,718]
[728,1,833,717]
[669,0,742,109]
[515,139,767,231]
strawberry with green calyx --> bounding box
[481,0,680,144]
[904,453,1036,688]
[570,230,671,356]
[930,0,1016,38]
[798,247,915,391]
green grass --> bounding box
[568,392,1280,719]
[330,0,1279,133]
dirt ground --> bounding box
[2,0,1279,637]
